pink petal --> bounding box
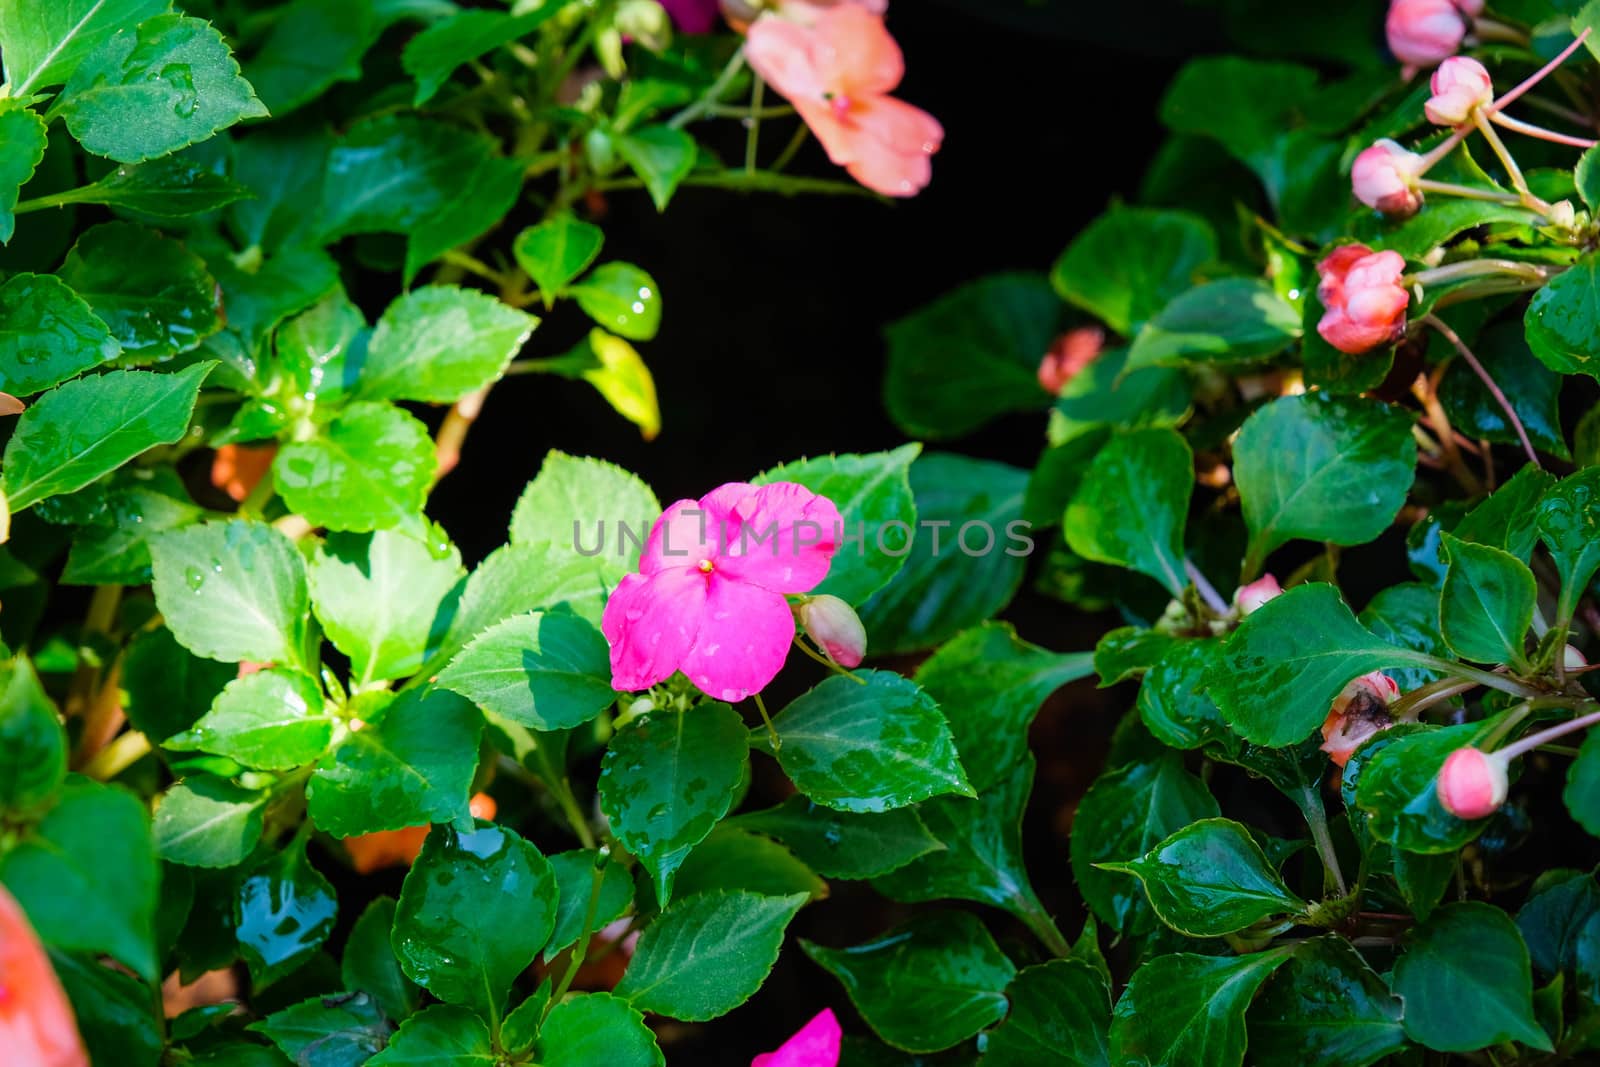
[712,482,842,594]
[679,574,796,702]
[841,95,940,196]
[602,570,707,691]
[642,499,717,574]
[752,1009,844,1067]
[747,16,828,102]
[814,6,903,96]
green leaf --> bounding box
[1359,583,1450,694]
[3,362,210,512]
[1050,206,1216,335]
[0,103,47,243]
[1370,197,1539,261]
[1453,464,1555,561]
[0,658,66,815]
[1537,466,1600,625]
[513,216,604,302]
[438,611,615,732]
[1052,347,1191,442]
[569,262,661,341]
[154,775,268,868]
[1567,729,1600,839]
[167,668,334,771]
[149,518,309,667]
[319,115,497,239]
[509,449,661,579]
[275,290,366,407]
[368,1004,494,1066]
[0,778,156,979]
[802,911,1015,1053]
[537,993,665,1067]
[1395,902,1553,1052]
[883,273,1059,438]
[770,671,972,814]
[59,15,267,163]
[1064,427,1192,595]
[1516,870,1600,978]
[236,836,337,984]
[1093,627,1179,688]
[253,993,392,1065]
[617,125,698,211]
[545,850,635,961]
[1353,719,1505,853]
[753,444,920,605]
[727,795,942,880]
[394,822,557,1025]
[674,825,827,901]
[1580,143,1600,209]
[597,704,749,904]
[913,622,1091,791]
[1098,817,1305,937]
[230,125,331,251]
[54,154,254,218]
[1440,319,1568,459]
[615,889,807,1021]
[1109,950,1293,1067]
[560,328,661,440]
[434,542,614,659]
[1439,533,1536,666]
[0,0,169,95]
[1234,393,1416,574]
[1248,936,1406,1067]
[309,529,465,684]
[984,959,1110,1067]
[62,475,205,586]
[274,402,436,533]
[1068,755,1219,934]
[1125,278,1299,373]
[1137,639,1235,751]
[51,949,163,1067]
[357,285,536,404]
[404,155,524,287]
[1526,254,1600,379]
[244,0,378,116]
[1159,54,1316,167]
[859,453,1030,654]
[58,221,220,362]
[307,688,482,838]
[343,896,420,1023]
[401,8,555,104]
[1210,584,1416,747]
[0,272,118,396]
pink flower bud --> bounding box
[799,595,867,668]
[1351,140,1424,217]
[1386,0,1470,70]
[1233,574,1282,616]
[1037,326,1104,396]
[1565,644,1588,670]
[1437,747,1509,819]
[1425,57,1494,125]
[1315,244,1411,355]
[1320,671,1402,767]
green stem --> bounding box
[790,636,868,683]
[1296,786,1348,897]
[594,170,876,198]
[1411,654,1543,699]
[744,75,765,173]
[669,46,748,130]
[752,691,780,751]
[547,854,610,1018]
[770,124,810,173]
[530,741,597,850]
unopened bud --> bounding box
[1351,140,1424,217]
[1233,574,1283,616]
[799,595,866,668]
[1425,56,1493,125]
[617,0,672,48]
[1437,747,1509,819]
[1565,644,1588,671]
[1037,326,1104,396]
[1549,200,1579,231]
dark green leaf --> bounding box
[1125,278,1299,372]
[1064,428,1192,594]
[537,993,665,1066]
[237,837,338,985]
[984,959,1110,1067]
[0,657,65,815]
[253,992,392,1065]
[1537,466,1600,624]
[60,155,254,218]
[58,221,220,362]
[1567,729,1600,839]
[319,116,497,239]
[1452,464,1554,561]
[727,795,942,880]
[0,272,119,395]
[245,0,378,116]
[674,826,827,901]
[1050,206,1216,335]
[1109,949,1293,1067]
[1439,533,1536,666]
[50,950,163,1067]
[1354,718,1505,853]
[404,156,524,286]
[1137,639,1235,751]
[1516,870,1600,978]
[401,8,556,104]
[545,850,634,961]
[1395,902,1552,1052]
[343,896,421,1023]
[368,1004,494,1066]
[1248,937,1406,1067]
[1526,254,1600,379]
[1440,320,1568,459]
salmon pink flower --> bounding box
[602,481,841,701]
[1037,327,1104,395]
[212,443,277,503]
[1351,140,1424,217]
[1232,574,1282,616]
[1437,747,1509,819]
[753,1008,843,1067]
[1320,671,1402,767]
[0,885,88,1067]
[1315,244,1410,355]
[1386,0,1472,71]
[1426,56,1494,125]
[745,5,942,197]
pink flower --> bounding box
[1437,747,1508,819]
[1426,56,1493,125]
[799,594,867,667]
[602,481,841,702]
[746,5,942,197]
[661,0,721,33]
[1386,0,1472,70]
[1232,574,1282,616]
[753,1009,843,1067]
[1037,327,1104,395]
[1315,244,1410,355]
[0,886,88,1067]
[1351,140,1424,217]
[1320,671,1402,767]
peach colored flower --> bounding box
[0,885,88,1067]
[1320,672,1402,767]
[211,444,278,503]
[746,6,941,197]
[1037,327,1105,395]
[346,793,498,874]
[1315,244,1410,356]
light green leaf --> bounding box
[0,103,47,243]
[1064,427,1192,594]
[318,115,497,239]
[274,402,436,533]
[569,262,661,341]
[438,611,615,733]
[357,285,536,404]
[673,825,827,902]
[537,994,665,1067]
[0,658,66,816]
[167,668,334,770]
[513,216,604,302]
[0,0,169,95]
[153,775,267,868]
[617,125,697,211]
[510,449,660,578]
[58,221,221,362]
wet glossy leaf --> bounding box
[439,611,614,732]
[616,889,807,1021]
[62,475,206,586]
[1136,639,1233,751]
[59,155,253,218]
[357,285,536,404]
[1094,627,1179,688]
[230,125,331,251]
[319,115,498,239]
[368,1004,493,1066]
[0,0,169,95]
[514,216,605,302]
[1537,466,1600,624]
[1109,949,1293,1067]
[1233,393,1416,574]
[1453,465,1554,562]
[1358,583,1449,693]
[1526,254,1600,379]
[402,7,556,104]
[1050,206,1216,335]
[119,630,225,747]
[883,273,1058,439]
[1440,320,1568,459]
[149,518,309,667]
[1439,533,1536,666]
[674,826,827,901]
[59,14,267,163]
[545,850,635,961]
[569,262,661,341]
[343,896,420,1023]
[1395,902,1552,1052]
[307,687,481,838]
[245,0,378,116]
[0,273,119,396]
[1065,428,1191,595]
[802,911,1014,1053]
[236,837,338,985]
[274,402,436,533]
[1099,817,1304,937]
[0,657,65,815]
[0,103,46,242]
[770,671,971,814]
[538,993,665,1066]
[727,795,942,880]
[58,222,220,362]
[618,125,697,211]
[1248,937,1405,1067]
[393,822,557,1024]
[510,450,661,579]
[598,704,748,903]
[1125,278,1298,372]
[168,669,334,771]
[3,362,211,512]
[1353,718,1504,853]
[253,992,392,1065]
[983,959,1110,1067]
[154,775,268,869]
